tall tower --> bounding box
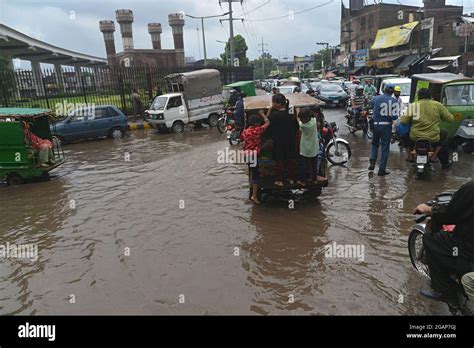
[148,23,163,50]
[116,9,134,50]
[99,20,116,60]
[168,13,185,67]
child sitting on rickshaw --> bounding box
[23,121,55,168]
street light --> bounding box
[317,42,330,69]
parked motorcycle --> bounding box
[454,118,474,154]
[324,121,352,165]
[408,192,473,315]
[345,107,372,139]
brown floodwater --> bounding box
[0,109,472,315]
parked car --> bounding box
[51,105,127,144]
[278,85,300,95]
[316,83,349,107]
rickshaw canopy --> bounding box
[243,93,325,111]
[0,108,51,118]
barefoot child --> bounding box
[241,112,270,204]
[296,109,319,186]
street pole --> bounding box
[259,37,268,77]
[186,12,229,67]
[201,17,207,66]
[229,0,235,65]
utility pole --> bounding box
[259,37,268,77]
[186,12,229,67]
[316,42,330,69]
[219,0,244,67]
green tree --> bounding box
[220,35,249,67]
[313,49,331,70]
[253,54,277,79]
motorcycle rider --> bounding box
[400,88,453,168]
[363,79,377,100]
[414,180,474,308]
[368,84,399,176]
[233,92,246,130]
[350,85,367,133]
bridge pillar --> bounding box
[54,63,66,94]
[31,60,45,97]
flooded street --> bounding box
[1,108,472,315]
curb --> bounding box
[126,121,155,131]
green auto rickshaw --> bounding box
[0,108,65,185]
[410,73,474,147]
[222,80,256,105]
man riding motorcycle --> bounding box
[399,88,454,168]
[414,180,474,308]
[349,85,368,133]
[363,79,377,100]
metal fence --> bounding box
[0,65,254,115]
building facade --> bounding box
[339,0,470,75]
[99,9,185,68]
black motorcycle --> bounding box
[345,107,372,139]
[408,192,473,315]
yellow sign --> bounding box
[371,21,419,50]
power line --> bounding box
[245,0,335,22]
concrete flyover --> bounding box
[0,23,107,96]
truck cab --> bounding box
[145,69,223,133]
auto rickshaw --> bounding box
[0,108,65,185]
[243,94,328,201]
[409,73,474,146]
[222,80,256,104]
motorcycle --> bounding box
[408,192,473,315]
[412,139,433,180]
[345,107,372,139]
[454,118,474,154]
[217,108,233,134]
[323,121,352,166]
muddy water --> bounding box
[0,109,472,315]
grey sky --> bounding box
[0,0,469,68]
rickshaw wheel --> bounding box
[40,171,51,182]
[6,173,24,186]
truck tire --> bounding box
[208,113,219,127]
[6,173,24,186]
[172,121,185,133]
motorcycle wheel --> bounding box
[228,131,241,146]
[217,119,226,134]
[326,140,351,165]
[408,229,430,278]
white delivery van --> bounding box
[379,77,412,105]
[146,69,223,133]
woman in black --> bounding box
[266,93,298,186]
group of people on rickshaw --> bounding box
[22,120,56,168]
[239,93,328,204]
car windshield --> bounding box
[443,84,474,106]
[321,84,343,93]
[279,86,295,94]
[151,96,168,110]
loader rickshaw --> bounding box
[242,94,328,202]
[0,108,65,185]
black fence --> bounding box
[0,65,254,115]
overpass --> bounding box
[0,23,107,95]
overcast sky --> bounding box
[0,0,470,68]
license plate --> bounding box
[416,156,427,164]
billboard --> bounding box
[353,49,369,67]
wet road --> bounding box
[1,108,472,315]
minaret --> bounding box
[148,23,163,50]
[168,13,185,66]
[99,20,116,60]
[116,9,134,50]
